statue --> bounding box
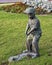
[24,7,42,57]
[8,7,42,62]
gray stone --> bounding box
[8,52,37,62]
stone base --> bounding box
[8,52,37,62]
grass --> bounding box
[0,11,52,65]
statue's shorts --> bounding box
[26,34,41,54]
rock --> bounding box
[8,52,38,62]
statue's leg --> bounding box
[32,35,41,57]
[26,35,32,52]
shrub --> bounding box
[35,7,48,14]
[1,2,28,13]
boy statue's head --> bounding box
[24,7,35,19]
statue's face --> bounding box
[28,13,35,19]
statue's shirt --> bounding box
[28,18,42,35]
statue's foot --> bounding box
[32,53,40,58]
[36,54,40,57]
[23,50,28,53]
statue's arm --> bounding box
[27,21,38,35]
[28,26,37,35]
[25,23,30,35]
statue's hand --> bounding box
[25,31,30,36]
[25,32,28,36]
[27,32,30,36]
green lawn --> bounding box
[0,11,52,65]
